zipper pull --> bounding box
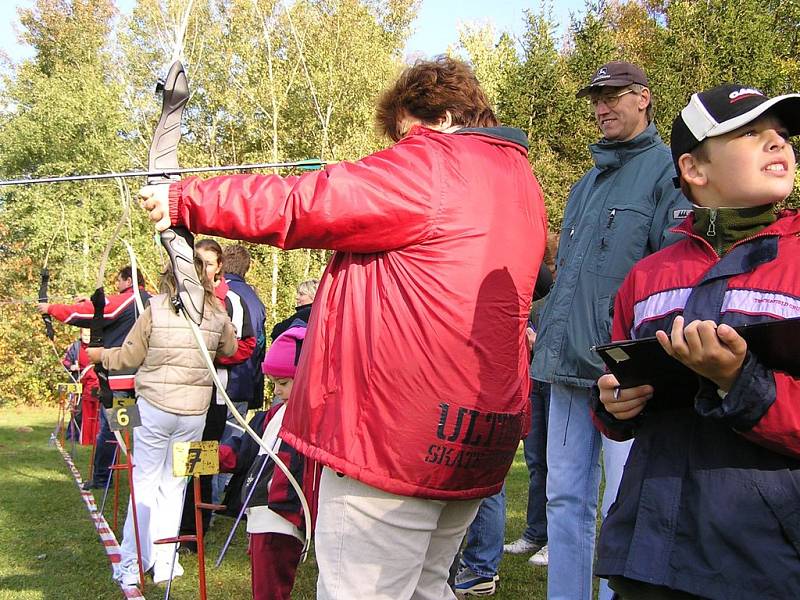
[707,209,717,237]
[570,226,575,238]
[607,208,616,227]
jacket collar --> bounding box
[405,124,529,151]
[673,208,800,251]
[455,126,529,150]
[589,122,662,171]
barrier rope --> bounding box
[54,437,147,599]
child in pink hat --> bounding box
[219,325,318,600]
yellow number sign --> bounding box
[56,382,83,394]
[173,441,220,477]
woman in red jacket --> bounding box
[141,56,547,599]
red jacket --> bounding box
[593,212,800,597]
[48,286,149,390]
[169,126,547,499]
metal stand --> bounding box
[109,430,145,590]
[155,475,225,600]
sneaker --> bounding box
[152,559,184,584]
[529,545,549,566]
[114,564,141,588]
[177,540,197,555]
[454,566,498,596]
[81,480,104,491]
[503,537,542,555]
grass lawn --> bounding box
[0,405,548,599]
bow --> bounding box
[38,268,55,341]
[151,60,312,554]
[37,204,81,385]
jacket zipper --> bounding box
[707,208,717,237]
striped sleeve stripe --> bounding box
[722,289,800,320]
[632,288,693,336]
[227,290,245,338]
[64,293,135,324]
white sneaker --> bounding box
[152,559,184,584]
[503,537,542,555]
[114,564,141,588]
[529,545,548,566]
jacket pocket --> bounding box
[756,478,800,558]
[589,205,653,279]
[592,294,613,346]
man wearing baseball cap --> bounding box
[531,61,689,600]
[594,84,800,598]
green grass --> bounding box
[0,406,547,599]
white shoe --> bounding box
[114,564,141,588]
[503,537,542,555]
[152,559,184,584]
[529,545,548,566]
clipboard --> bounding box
[593,316,800,409]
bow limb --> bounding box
[88,189,133,456]
[115,178,146,315]
[38,199,63,343]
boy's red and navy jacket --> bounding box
[219,405,319,531]
[593,211,800,599]
[47,286,150,391]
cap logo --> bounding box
[729,87,764,103]
[592,67,610,83]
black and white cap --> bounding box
[670,84,800,181]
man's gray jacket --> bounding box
[532,123,690,388]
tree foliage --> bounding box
[1,0,798,404]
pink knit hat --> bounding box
[262,326,306,378]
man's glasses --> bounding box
[589,88,636,108]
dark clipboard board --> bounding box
[593,316,800,410]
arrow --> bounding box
[0,159,327,187]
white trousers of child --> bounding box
[315,467,482,600]
[118,399,205,575]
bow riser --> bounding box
[38,268,55,341]
[149,61,205,326]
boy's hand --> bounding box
[525,327,536,352]
[138,184,172,232]
[655,316,747,392]
[37,302,50,313]
[598,374,653,420]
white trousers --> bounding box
[118,399,205,574]
[315,468,481,600]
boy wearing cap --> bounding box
[595,85,800,599]
[532,61,689,600]
[219,326,319,600]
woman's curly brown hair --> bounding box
[376,56,498,142]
